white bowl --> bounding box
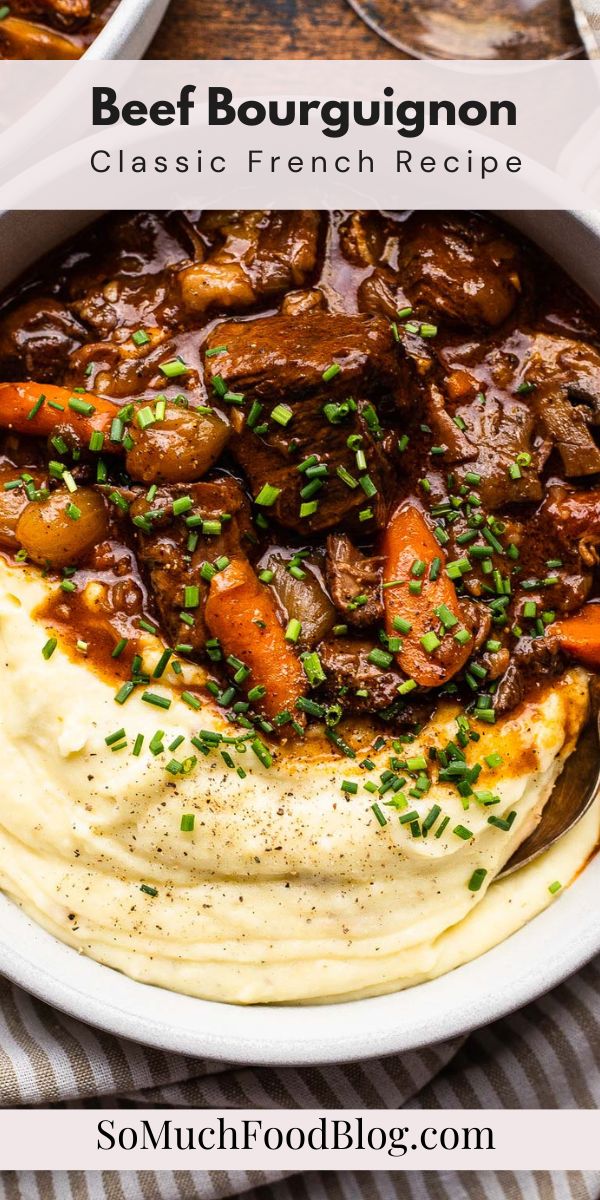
[84,0,171,59]
[0,208,599,1065]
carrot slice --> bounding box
[205,558,306,722]
[551,604,600,668]
[0,383,119,445]
[382,500,472,688]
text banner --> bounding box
[1,61,600,208]
[0,1109,599,1170]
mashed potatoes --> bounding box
[0,558,596,1005]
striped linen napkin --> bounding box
[0,955,599,1200]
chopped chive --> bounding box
[359,474,377,499]
[255,483,281,507]
[435,815,450,839]
[393,616,412,634]
[141,691,172,710]
[422,804,441,833]
[271,403,293,427]
[397,679,417,695]
[421,631,441,654]
[135,407,155,431]
[172,495,193,516]
[159,357,188,379]
[42,636,57,660]
[398,809,420,825]
[251,737,273,768]
[68,396,95,417]
[148,731,165,755]
[26,393,45,420]
[337,465,358,489]
[326,727,356,758]
[476,708,496,725]
[485,751,503,768]
[435,603,458,629]
[322,362,341,382]
[153,648,172,678]
[300,500,319,518]
[548,880,562,895]
[468,868,488,892]
[183,585,200,609]
[105,727,126,747]
[453,824,473,840]
[371,802,387,827]
[303,650,326,686]
[368,647,394,669]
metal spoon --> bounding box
[498,706,600,878]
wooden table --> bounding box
[147,0,404,58]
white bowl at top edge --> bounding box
[83,0,171,60]
[0,207,598,1067]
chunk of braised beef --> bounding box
[426,382,547,510]
[318,637,435,725]
[460,598,493,652]
[129,479,252,656]
[0,297,88,381]
[338,212,387,267]
[494,634,564,716]
[508,490,594,617]
[204,312,405,533]
[205,311,402,405]
[535,395,600,476]
[357,267,405,321]
[397,213,522,330]
[325,534,383,628]
[524,333,600,414]
[521,334,600,476]
[10,0,90,27]
[179,211,321,315]
[280,289,325,317]
[541,484,600,566]
[318,637,403,711]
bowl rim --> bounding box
[82,0,171,60]
[0,208,599,1065]
[0,849,598,1064]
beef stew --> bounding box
[0,209,599,750]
